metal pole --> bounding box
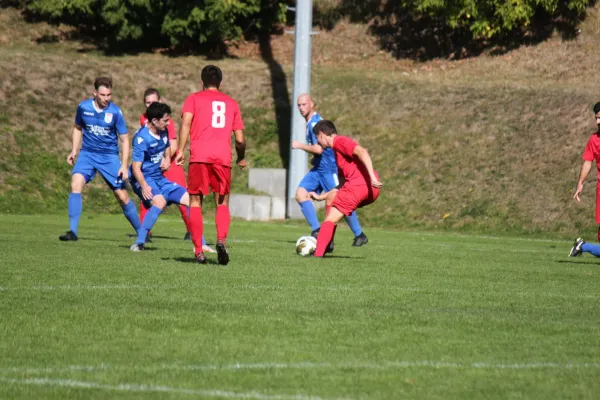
[287,0,313,218]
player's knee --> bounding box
[113,189,130,205]
[70,174,85,193]
[296,188,309,202]
[152,196,167,209]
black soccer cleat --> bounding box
[216,240,229,265]
[311,228,320,239]
[325,241,334,254]
[569,238,585,257]
[145,232,153,243]
[196,251,207,264]
[184,232,192,241]
[352,232,368,247]
[59,230,78,241]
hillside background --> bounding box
[1,4,600,238]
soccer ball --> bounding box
[296,236,317,256]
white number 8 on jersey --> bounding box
[212,101,226,128]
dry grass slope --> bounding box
[2,6,600,238]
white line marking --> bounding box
[2,360,600,376]
[0,377,339,400]
[406,231,566,244]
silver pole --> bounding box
[287,0,313,219]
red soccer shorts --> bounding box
[163,163,187,188]
[332,183,380,216]
[188,162,231,196]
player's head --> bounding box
[313,120,337,148]
[594,102,600,128]
[297,94,315,119]
[201,65,222,89]
[146,102,171,132]
[93,77,112,108]
[143,88,161,109]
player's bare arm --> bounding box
[353,145,383,188]
[67,125,83,165]
[291,140,323,155]
[176,112,193,165]
[160,147,172,172]
[574,160,593,202]
[132,161,152,200]
[234,129,247,170]
[118,133,130,180]
[169,137,178,158]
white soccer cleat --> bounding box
[202,244,217,253]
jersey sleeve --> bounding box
[583,136,597,161]
[74,103,84,127]
[115,109,128,135]
[307,122,318,145]
[167,118,177,140]
[132,134,148,163]
[139,114,147,127]
[231,101,244,131]
[333,136,357,157]
[181,94,195,115]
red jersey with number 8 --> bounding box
[181,90,244,166]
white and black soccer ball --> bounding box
[296,236,317,256]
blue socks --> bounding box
[122,200,141,232]
[299,200,320,231]
[582,242,600,257]
[68,193,82,235]
[136,206,162,244]
[344,211,363,237]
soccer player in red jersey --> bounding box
[307,120,383,257]
[574,102,600,242]
[175,65,246,265]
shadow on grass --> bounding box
[168,257,220,265]
[118,245,158,251]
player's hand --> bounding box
[67,151,77,166]
[291,140,302,149]
[118,166,129,181]
[236,159,247,171]
[308,191,324,201]
[141,183,153,200]
[371,176,383,189]
[174,152,184,166]
[574,182,584,202]
[160,157,171,172]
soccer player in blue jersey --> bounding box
[128,102,196,255]
[59,77,141,241]
[291,94,368,247]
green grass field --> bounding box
[1,213,599,399]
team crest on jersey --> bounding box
[163,137,168,144]
[104,113,113,123]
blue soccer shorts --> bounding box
[298,169,340,194]
[72,150,126,190]
[130,176,187,209]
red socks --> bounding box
[189,206,204,255]
[315,221,335,257]
[178,205,192,233]
[216,205,230,243]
